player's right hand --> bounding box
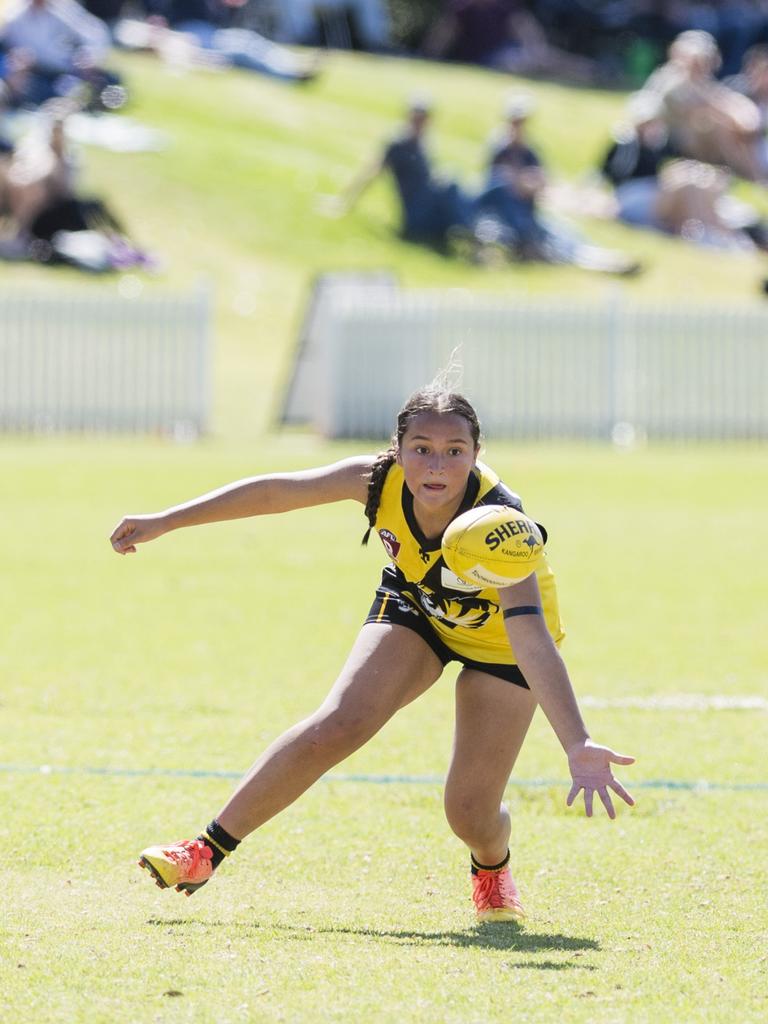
[110,514,167,554]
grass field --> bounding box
[2,439,767,1023]
[1,46,767,1024]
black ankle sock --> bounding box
[198,818,240,870]
[470,849,510,875]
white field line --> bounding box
[581,695,768,711]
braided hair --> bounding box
[361,384,481,545]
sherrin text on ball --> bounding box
[442,504,544,588]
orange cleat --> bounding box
[472,865,525,923]
[138,838,214,896]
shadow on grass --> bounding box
[283,924,601,955]
[146,918,599,957]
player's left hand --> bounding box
[566,739,635,818]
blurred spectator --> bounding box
[423,0,596,84]
[675,0,768,77]
[389,2,768,90]
[601,91,674,230]
[600,90,760,250]
[128,0,321,81]
[727,43,768,174]
[323,94,640,273]
[0,0,125,109]
[476,92,641,272]
[642,29,765,180]
[321,96,475,247]
[0,110,75,255]
[268,0,391,51]
[0,109,153,269]
[476,92,546,257]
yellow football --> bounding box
[441,504,544,588]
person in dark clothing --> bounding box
[477,92,547,255]
[323,97,474,246]
[475,93,641,272]
[601,92,674,230]
[325,96,640,273]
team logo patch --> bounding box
[378,529,401,559]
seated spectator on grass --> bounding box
[600,91,760,251]
[423,0,596,85]
[601,91,675,231]
[642,29,765,181]
[0,0,125,109]
[320,96,476,248]
[131,0,321,82]
[323,94,640,274]
[477,91,546,257]
[476,93,641,273]
[0,110,75,256]
[727,43,768,176]
[0,109,153,270]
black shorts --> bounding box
[364,570,529,690]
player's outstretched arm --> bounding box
[110,456,373,554]
[498,575,635,818]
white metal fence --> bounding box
[288,287,768,440]
[0,286,212,435]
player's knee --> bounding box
[444,791,503,845]
[443,792,480,839]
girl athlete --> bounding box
[110,384,635,922]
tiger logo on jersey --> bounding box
[413,584,498,630]
[411,560,498,630]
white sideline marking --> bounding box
[581,695,768,711]
[1,763,767,790]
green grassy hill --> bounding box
[3,49,768,440]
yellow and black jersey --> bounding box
[371,460,564,667]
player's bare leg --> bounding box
[139,624,443,893]
[443,669,537,920]
[217,623,443,838]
